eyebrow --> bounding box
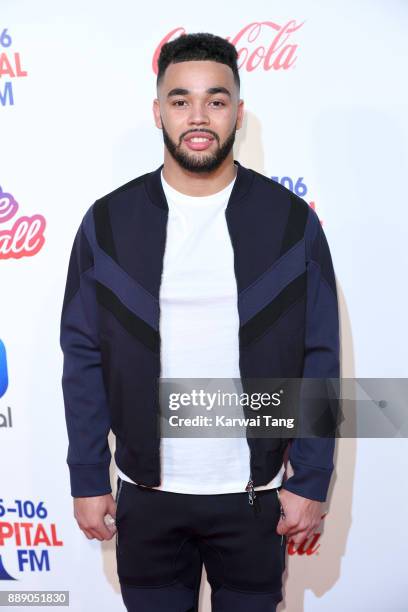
[167,86,232,99]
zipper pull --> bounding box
[245,477,260,513]
[245,477,256,505]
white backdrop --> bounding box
[1,1,407,610]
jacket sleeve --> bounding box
[59,206,112,498]
[281,207,340,502]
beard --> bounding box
[161,119,237,174]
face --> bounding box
[153,60,244,173]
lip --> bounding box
[183,133,215,151]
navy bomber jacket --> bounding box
[59,160,340,502]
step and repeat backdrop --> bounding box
[1,1,407,610]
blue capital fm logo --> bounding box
[0,339,12,427]
[0,339,64,580]
[0,340,8,397]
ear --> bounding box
[236,99,244,131]
[153,98,162,129]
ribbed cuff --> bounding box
[281,459,333,502]
[69,463,112,498]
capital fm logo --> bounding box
[271,175,323,225]
[153,20,305,75]
[0,340,8,399]
[0,339,64,578]
[0,185,46,260]
[0,497,64,580]
[0,28,28,106]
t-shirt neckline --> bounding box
[160,163,238,204]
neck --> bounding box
[161,151,237,196]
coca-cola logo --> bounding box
[153,20,305,74]
[0,185,46,259]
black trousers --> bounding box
[115,476,287,611]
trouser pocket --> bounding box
[276,487,286,547]
[115,477,124,549]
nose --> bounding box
[187,101,210,126]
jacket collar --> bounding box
[144,159,254,211]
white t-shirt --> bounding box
[117,164,284,493]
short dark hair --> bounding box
[156,32,240,91]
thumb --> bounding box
[276,516,287,536]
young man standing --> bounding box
[60,33,340,612]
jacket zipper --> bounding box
[224,206,260,515]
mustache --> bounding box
[180,129,219,142]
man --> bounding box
[60,32,340,612]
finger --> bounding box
[277,518,298,536]
[292,527,318,546]
[94,522,116,541]
[82,525,105,541]
[292,532,309,547]
[87,527,104,541]
[303,528,315,541]
[283,524,305,538]
[81,528,96,540]
[297,522,319,540]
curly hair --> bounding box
[157,32,240,91]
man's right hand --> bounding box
[73,494,117,541]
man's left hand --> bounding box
[276,488,322,546]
